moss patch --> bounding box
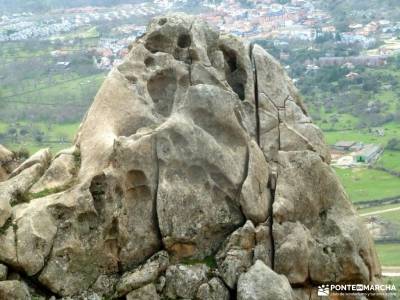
[25,181,75,201]
[181,255,217,269]
[73,150,81,172]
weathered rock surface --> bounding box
[237,260,295,300]
[116,251,169,296]
[164,264,209,299]
[0,145,14,182]
[0,264,7,281]
[216,220,256,288]
[30,146,78,194]
[126,283,160,300]
[273,151,381,285]
[0,153,49,228]
[9,148,51,178]
[253,222,272,267]
[196,277,230,300]
[0,13,382,299]
[0,280,31,300]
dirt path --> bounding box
[360,206,400,217]
[382,267,400,277]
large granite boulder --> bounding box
[0,13,382,299]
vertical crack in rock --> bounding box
[249,43,276,270]
[12,222,18,265]
[187,20,195,86]
[260,91,287,151]
[153,136,163,242]
[249,43,260,145]
[37,227,58,276]
[188,58,193,86]
[236,144,250,218]
[268,179,276,270]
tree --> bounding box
[362,75,380,93]
[387,138,400,151]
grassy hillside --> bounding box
[315,0,400,26]
[0,37,106,154]
[0,0,143,13]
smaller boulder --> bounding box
[253,222,272,267]
[216,220,255,288]
[0,145,14,182]
[196,277,230,300]
[155,275,166,293]
[239,140,271,224]
[126,283,160,300]
[0,280,31,300]
[0,162,46,228]
[164,264,209,299]
[237,260,295,300]
[9,148,51,178]
[0,199,11,229]
[116,251,169,296]
[91,274,119,298]
[30,147,78,194]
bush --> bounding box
[387,138,400,151]
[13,148,30,160]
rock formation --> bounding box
[0,145,14,182]
[0,14,383,299]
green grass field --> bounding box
[384,276,400,300]
[324,123,400,147]
[334,168,400,202]
[0,121,80,155]
[376,243,400,266]
[377,151,400,172]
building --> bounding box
[353,144,382,164]
[371,128,385,137]
[345,72,360,80]
[333,141,363,152]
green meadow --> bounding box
[376,243,400,266]
[334,168,400,202]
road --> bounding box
[360,206,400,217]
[382,267,400,277]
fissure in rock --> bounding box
[249,43,276,271]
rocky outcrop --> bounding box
[116,251,169,296]
[273,151,381,285]
[0,13,382,299]
[164,264,209,299]
[0,145,13,182]
[29,146,78,194]
[197,277,230,300]
[216,220,255,289]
